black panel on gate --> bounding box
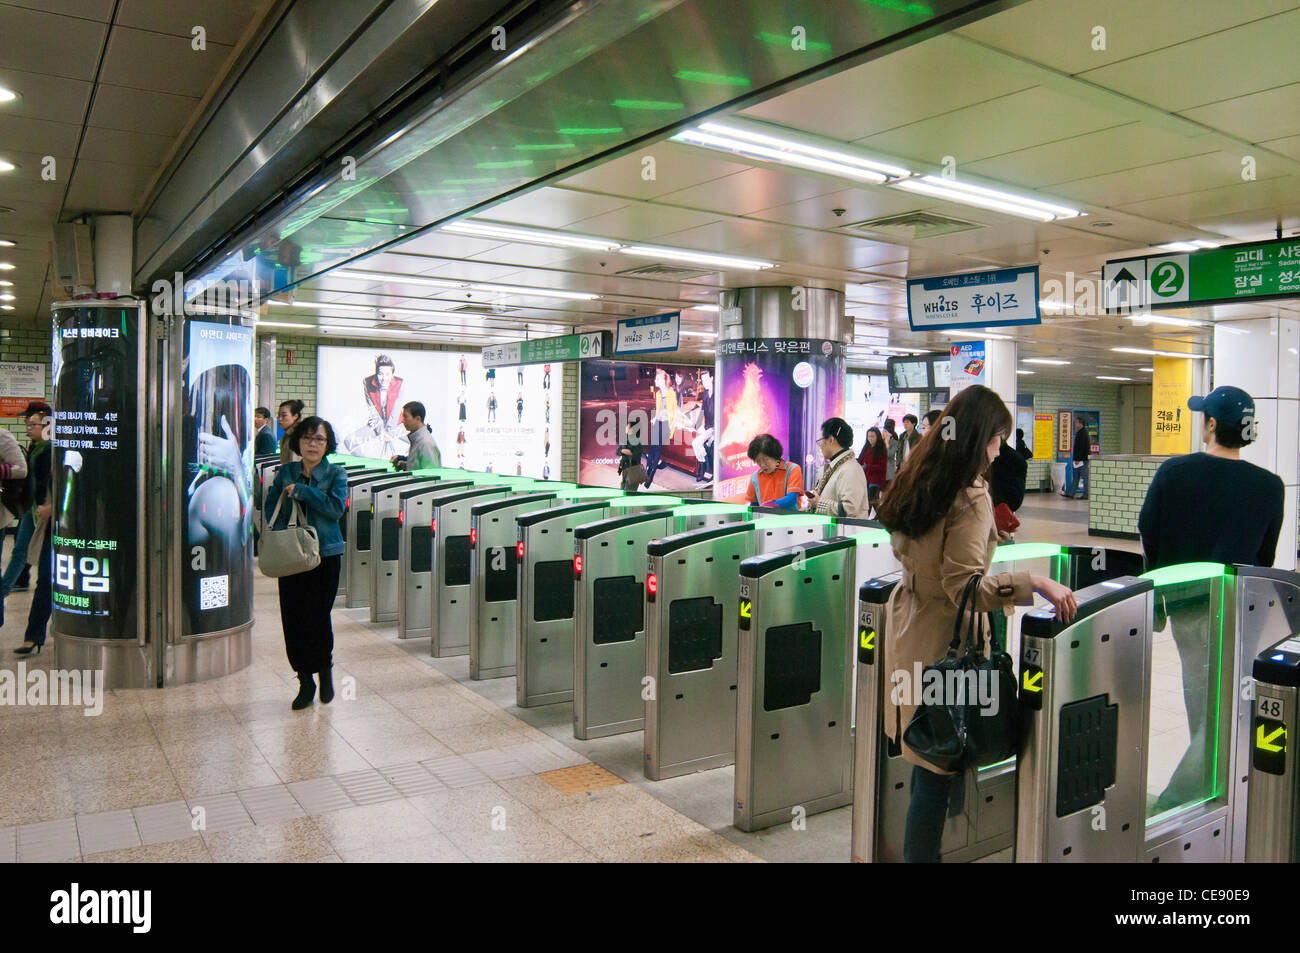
[444,535,471,586]
[381,518,400,561]
[668,597,722,673]
[1055,693,1118,817]
[356,511,372,551]
[763,623,821,711]
[410,526,433,574]
[485,545,518,602]
[593,576,643,644]
[534,560,575,621]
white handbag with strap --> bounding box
[258,492,320,578]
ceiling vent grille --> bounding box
[616,262,714,280]
[842,211,982,240]
[447,304,518,315]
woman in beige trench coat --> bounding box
[876,385,1077,863]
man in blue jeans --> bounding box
[0,402,49,626]
[1061,414,1091,499]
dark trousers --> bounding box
[277,555,341,675]
[643,445,663,485]
[903,764,957,863]
[23,528,53,646]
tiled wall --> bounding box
[1,324,55,443]
[1023,378,1123,491]
[1088,457,1161,538]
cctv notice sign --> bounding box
[1104,237,1300,311]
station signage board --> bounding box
[0,362,46,416]
[482,331,610,367]
[615,312,679,354]
[906,265,1041,331]
[1104,238,1300,311]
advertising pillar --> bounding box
[714,287,848,502]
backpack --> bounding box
[1,459,31,519]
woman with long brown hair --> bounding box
[875,385,1077,862]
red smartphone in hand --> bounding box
[994,502,1020,535]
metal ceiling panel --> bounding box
[2,0,115,18]
[0,6,108,82]
[0,113,82,156]
[87,83,200,137]
[557,149,755,201]
[1181,82,1300,145]
[1058,151,1279,208]
[457,186,630,229]
[656,165,847,217]
[557,202,722,241]
[115,0,271,46]
[1262,133,1300,162]
[1117,175,1299,221]
[0,68,92,124]
[98,25,235,98]
[76,126,177,168]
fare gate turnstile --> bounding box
[369,476,453,622]
[515,495,621,708]
[430,486,511,658]
[735,538,857,832]
[1227,565,1300,861]
[345,475,427,609]
[572,504,748,740]
[644,523,756,780]
[1015,576,1156,863]
[468,493,560,679]
[388,481,474,635]
[1244,633,1300,862]
[644,514,836,781]
[335,468,389,601]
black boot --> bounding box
[318,667,334,704]
[292,673,316,710]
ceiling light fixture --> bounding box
[1097,375,1132,381]
[464,282,599,301]
[0,304,13,311]
[0,262,14,270]
[319,324,419,336]
[1112,347,1209,359]
[0,293,14,301]
[1139,367,1155,372]
[1016,369,1035,375]
[441,220,621,251]
[672,122,907,183]
[0,239,13,247]
[253,321,317,330]
[0,160,14,174]
[0,280,10,286]
[1022,358,1070,366]
[685,303,719,312]
[941,329,1016,341]
[0,87,17,103]
[1123,312,1204,328]
[619,244,774,271]
[1157,242,1198,252]
[679,331,717,338]
[852,344,926,354]
[892,175,1080,221]
[273,300,375,313]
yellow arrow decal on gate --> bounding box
[1022,669,1043,693]
[1257,723,1286,753]
[739,599,751,619]
[860,628,874,651]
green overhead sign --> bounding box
[1104,238,1300,311]
[481,331,611,366]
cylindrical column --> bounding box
[713,287,848,501]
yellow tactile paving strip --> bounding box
[538,763,627,795]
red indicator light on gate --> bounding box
[574,554,583,579]
[517,541,524,559]
[398,510,404,525]
[430,518,437,534]
[646,572,657,602]
[470,528,477,547]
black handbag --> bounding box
[903,574,1019,773]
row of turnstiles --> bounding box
[256,453,1300,862]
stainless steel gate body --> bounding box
[735,538,857,832]
[395,482,473,639]
[370,477,446,623]
[335,468,387,600]
[468,493,558,680]
[1016,576,1154,862]
[1244,634,1300,862]
[345,475,420,609]
[429,486,510,657]
[515,498,617,707]
[645,523,757,780]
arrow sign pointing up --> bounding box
[1109,266,1138,288]
[1257,723,1286,753]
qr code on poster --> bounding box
[200,574,229,610]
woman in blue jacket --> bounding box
[264,416,348,710]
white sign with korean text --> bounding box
[907,266,1041,331]
[615,312,679,354]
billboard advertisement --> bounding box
[578,359,713,490]
[183,319,255,635]
[51,306,139,638]
[713,338,845,502]
[844,372,919,455]
[317,346,561,479]
[948,340,987,396]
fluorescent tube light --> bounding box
[673,127,891,183]
[619,244,774,271]
[441,220,621,251]
[332,269,464,289]
[1112,347,1209,359]
[274,300,375,313]
[941,329,1016,341]
[1097,376,1132,381]
[893,175,1079,221]
[1022,358,1070,365]
[1016,370,1035,375]
[1124,313,1204,328]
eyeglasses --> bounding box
[301,435,327,445]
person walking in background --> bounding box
[742,434,804,510]
[264,417,348,710]
[394,401,441,471]
[1015,428,1033,461]
[1062,415,1091,499]
[277,399,304,463]
[875,385,1076,862]
[517,368,524,388]
[545,397,551,423]
[0,423,29,630]
[920,409,943,435]
[806,418,870,518]
[253,407,277,457]
[989,437,1028,513]
[1,401,50,604]
[882,418,898,484]
[544,428,551,457]
[858,426,888,492]
[14,408,53,655]
[897,414,921,471]
[1139,386,1284,813]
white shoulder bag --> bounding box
[258,491,321,578]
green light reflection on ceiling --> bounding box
[611,99,683,111]
[858,0,934,14]
[674,69,751,87]
[514,143,576,151]
[755,30,832,52]
[444,177,495,185]
[558,127,624,135]
[475,159,534,169]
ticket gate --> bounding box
[468,493,561,680]
[734,538,857,832]
[396,482,485,639]
[1244,633,1300,862]
[368,476,450,622]
[345,475,427,610]
[572,503,748,739]
[429,486,511,658]
[515,494,621,707]
[336,469,394,601]
[834,519,902,595]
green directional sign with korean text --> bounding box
[1105,238,1300,311]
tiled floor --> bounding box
[0,494,1194,863]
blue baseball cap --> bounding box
[1188,385,1254,425]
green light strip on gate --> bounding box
[752,515,834,531]
[671,503,750,517]
[608,495,681,509]
[1140,562,1226,587]
[558,488,622,500]
[990,543,1063,564]
[849,529,892,547]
